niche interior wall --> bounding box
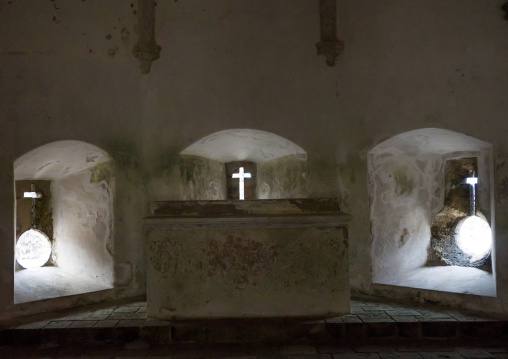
[13,140,115,304]
[368,128,495,297]
[179,129,308,200]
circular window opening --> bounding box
[15,229,52,269]
[454,216,492,261]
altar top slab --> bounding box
[148,198,347,218]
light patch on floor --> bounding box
[377,266,496,297]
[14,266,112,304]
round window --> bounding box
[15,229,52,269]
[454,216,492,262]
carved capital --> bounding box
[316,40,344,67]
[133,0,161,74]
[317,0,343,66]
[133,42,161,74]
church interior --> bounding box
[1,0,508,356]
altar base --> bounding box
[144,199,351,320]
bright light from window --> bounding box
[15,229,52,269]
[23,191,42,198]
[455,216,492,261]
[232,166,252,200]
[466,176,478,186]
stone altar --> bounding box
[144,199,351,320]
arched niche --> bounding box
[368,128,496,297]
[14,140,114,303]
[180,129,308,200]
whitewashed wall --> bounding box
[0,0,508,319]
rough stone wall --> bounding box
[257,155,308,199]
[180,155,226,200]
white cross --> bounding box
[466,176,478,186]
[232,167,251,200]
[466,174,478,216]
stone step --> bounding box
[2,318,508,348]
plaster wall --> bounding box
[368,129,497,298]
[370,154,436,279]
[370,151,494,284]
[333,1,508,311]
[142,1,338,202]
[52,164,114,286]
[369,129,494,283]
[1,0,508,319]
[0,0,144,318]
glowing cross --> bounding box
[232,167,252,200]
[465,173,478,216]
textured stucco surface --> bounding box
[257,155,308,199]
[145,200,350,320]
[179,131,307,200]
[147,227,348,319]
[180,155,226,200]
[145,199,350,319]
[180,129,307,163]
[52,163,114,286]
[369,129,495,298]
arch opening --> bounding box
[180,129,308,200]
[368,128,496,297]
[14,140,115,304]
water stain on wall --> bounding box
[390,164,415,196]
[398,227,409,248]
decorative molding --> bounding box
[316,0,344,66]
[145,198,351,228]
[132,0,161,74]
[145,214,352,229]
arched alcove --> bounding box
[14,140,115,303]
[180,129,308,200]
[368,128,496,297]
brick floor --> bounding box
[0,297,507,358]
[33,298,503,327]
